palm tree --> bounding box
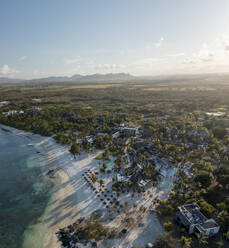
[180,236,192,248]
[99,179,104,186]
[225,231,229,241]
[124,201,129,209]
[198,232,208,248]
[153,232,177,248]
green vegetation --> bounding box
[1,76,229,247]
[194,170,213,188]
[70,142,80,158]
[72,216,113,242]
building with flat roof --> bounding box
[176,203,220,237]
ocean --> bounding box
[0,128,54,248]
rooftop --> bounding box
[201,219,219,229]
[178,203,219,230]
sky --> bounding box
[1,0,229,78]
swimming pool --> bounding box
[106,155,116,169]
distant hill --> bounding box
[2,72,229,84]
[0,77,24,84]
[0,73,135,84]
[70,73,135,82]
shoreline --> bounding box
[0,123,175,248]
[0,124,78,248]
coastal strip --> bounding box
[0,124,79,248]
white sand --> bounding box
[0,124,105,248]
[0,124,176,248]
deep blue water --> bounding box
[0,128,53,248]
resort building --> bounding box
[112,131,120,139]
[176,203,220,237]
[3,110,24,115]
[97,132,107,137]
[0,101,9,107]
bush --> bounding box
[91,174,97,183]
[199,200,215,218]
[139,205,147,213]
[153,232,177,248]
[212,126,227,139]
[216,202,228,211]
[74,216,110,242]
[214,166,229,188]
[194,170,213,188]
[163,221,173,231]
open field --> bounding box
[61,84,121,90]
[143,87,216,91]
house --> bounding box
[199,142,208,148]
[112,131,120,139]
[161,114,170,120]
[176,203,220,237]
[122,127,139,136]
[73,131,80,136]
[0,101,9,107]
[138,179,151,188]
[32,98,42,102]
[197,117,205,122]
[3,110,24,115]
[116,173,123,182]
[97,132,107,137]
[116,173,130,182]
[76,139,83,144]
[87,137,94,144]
[32,107,42,111]
[83,136,94,145]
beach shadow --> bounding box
[41,149,106,228]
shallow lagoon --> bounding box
[0,128,53,248]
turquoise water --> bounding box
[0,128,53,248]
[106,155,116,169]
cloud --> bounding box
[214,34,229,52]
[184,50,214,65]
[93,63,124,70]
[0,65,20,75]
[155,37,164,48]
[199,51,214,62]
[202,43,209,49]
[167,53,185,57]
[19,56,27,61]
[65,33,229,76]
[131,57,165,67]
[183,58,196,64]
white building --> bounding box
[176,203,220,237]
[97,132,107,137]
[3,110,24,116]
[0,101,9,107]
[112,131,120,139]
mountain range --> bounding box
[0,73,135,84]
[1,72,229,85]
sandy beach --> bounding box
[0,124,105,248]
[0,124,177,248]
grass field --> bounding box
[61,84,120,90]
[143,87,215,91]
